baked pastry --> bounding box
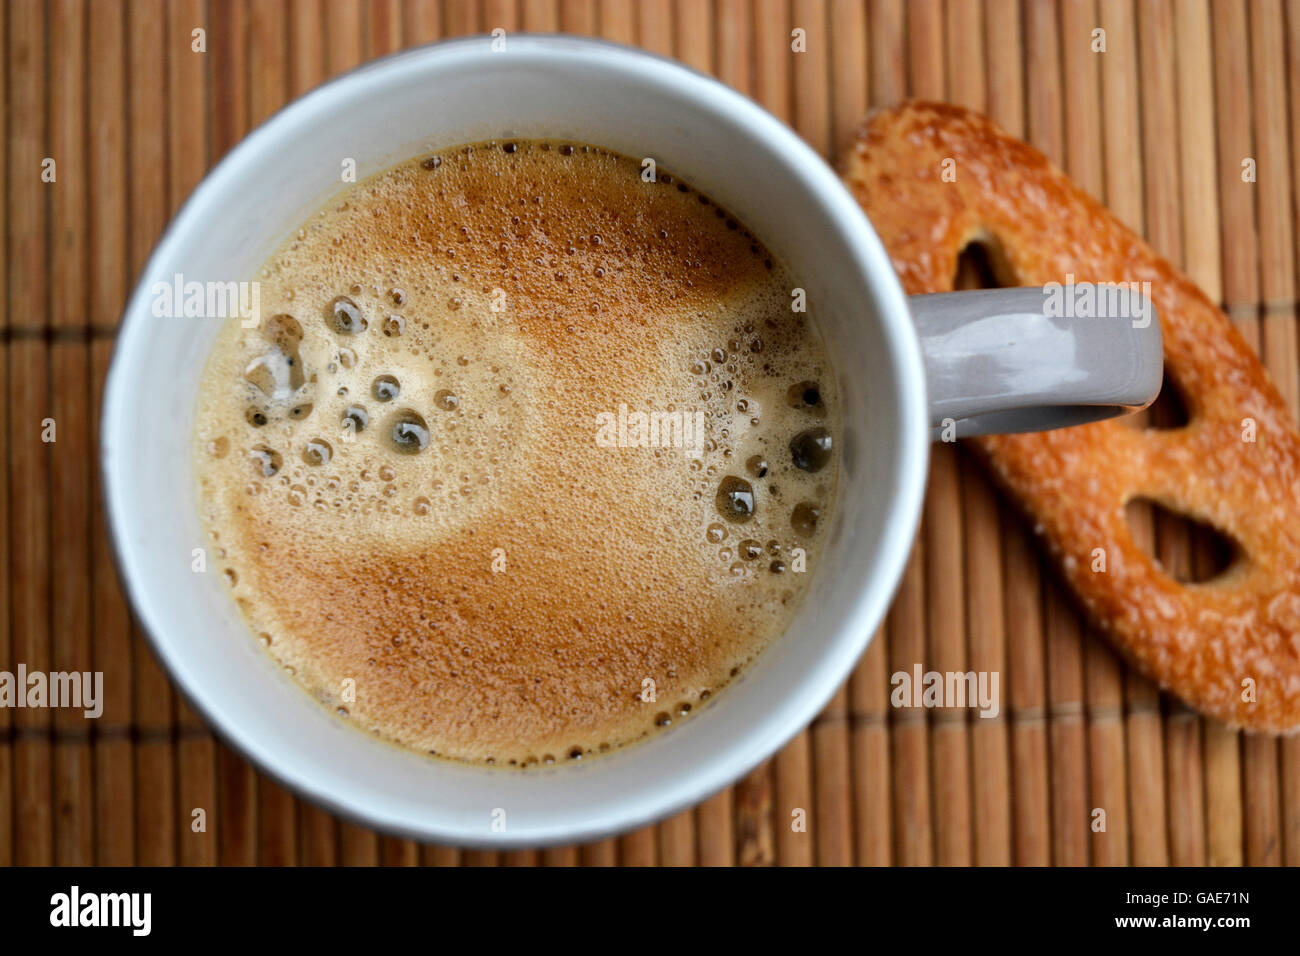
[840,101,1300,733]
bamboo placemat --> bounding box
[2,0,1298,866]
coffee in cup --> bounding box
[193,139,840,766]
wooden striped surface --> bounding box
[3,0,1298,866]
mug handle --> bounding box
[909,285,1163,439]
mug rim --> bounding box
[101,33,930,847]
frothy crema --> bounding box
[194,140,840,766]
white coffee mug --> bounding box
[103,35,1160,847]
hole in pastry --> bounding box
[953,233,1016,289]
[1125,497,1237,583]
[1146,363,1190,429]
[954,242,1000,290]
[1118,361,1189,432]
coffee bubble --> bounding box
[303,439,333,466]
[388,410,430,454]
[715,476,755,523]
[790,427,832,473]
[788,380,823,410]
[372,374,400,402]
[250,445,282,477]
[341,404,369,434]
[791,501,821,536]
[329,295,367,334]
[264,313,304,349]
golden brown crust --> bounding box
[840,101,1300,733]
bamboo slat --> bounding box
[1212,0,1282,869]
[9,0,52,868]
[49,0,92,868]
[85,0,133,856]
[0,0,10,875]
[1247,0,1294,868]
